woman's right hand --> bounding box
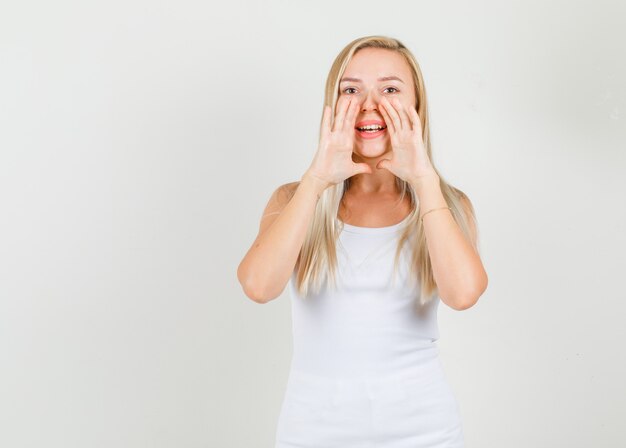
[303,96,373,190]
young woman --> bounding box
[237,35,488,448]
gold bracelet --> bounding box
[420,206,451,223]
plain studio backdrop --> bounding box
[1,0,624,447]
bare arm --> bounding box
[411,175,488,311]
[237,173,328,303]
[238,96,370,303]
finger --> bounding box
[321,105,331,137]
[379,99,396,134]
[330,99,342,132]
[408,106,422,133]
[353,162,372,175]
[332,97,352,133]
[393,98,411,131]
[376,158,391,171]
[381,97,401,132]
[343,97,359,132]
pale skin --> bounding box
[238,48,488,309]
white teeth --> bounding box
[357,125,385,131]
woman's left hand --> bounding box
[376,96,438,185]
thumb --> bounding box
[354,163,373,175]
[376,159,391,171]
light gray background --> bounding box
[1,0,624,447]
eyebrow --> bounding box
[340,76,405,84]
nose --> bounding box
[360,90,380,112]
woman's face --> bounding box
[338,47,417,158]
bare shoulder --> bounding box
[450,186,478,247]
[449,186,474,213]
[257,181,300,233]
[279,181,300,201]
[270,181,299,210]
[459,192,474,214]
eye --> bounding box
[342,87,357,94]
[384,87,399,94]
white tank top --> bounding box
[287,214,441,380]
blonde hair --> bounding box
[293,35,480,308]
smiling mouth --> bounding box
[355,125,387,133]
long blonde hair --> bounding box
[294,35,480,308]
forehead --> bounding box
[342,48,412,82]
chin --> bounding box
[354,143,390,157]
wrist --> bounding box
[301,171,330,198]
[409,173,440,194]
